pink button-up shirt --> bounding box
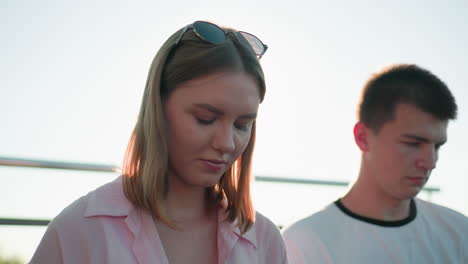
[30,176,288,264]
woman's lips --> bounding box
[200,159,227,172]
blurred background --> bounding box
[2,0,467,262]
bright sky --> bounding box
[2,0,468,261]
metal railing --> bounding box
[0,156,118,173]
[0,156,440,226]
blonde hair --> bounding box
[122,22,266,233]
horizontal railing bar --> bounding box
[256,176,349,187]
[0,218,50,226]
[0,156,117,173]
[255,176,441,192]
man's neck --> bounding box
[341,182,413,221]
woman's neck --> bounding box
[163,178,217,223]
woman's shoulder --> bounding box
[251,211,288,262]
[49,189,92,229]
[31,176,142,263]
[253,211,279,232]
[50,176,128,230]
[251,211,283,243]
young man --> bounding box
[283,64,468,263]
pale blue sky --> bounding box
[1,0,467,260]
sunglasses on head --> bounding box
[175,21,268,59]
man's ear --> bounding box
[353,122,370,152]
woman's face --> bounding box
[164,71,261,189]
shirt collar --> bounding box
[83,176,258,249]
[83,176,133,217]
[217,208,258,249]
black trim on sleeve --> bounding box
[334,198,417,227]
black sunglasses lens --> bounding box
[193,21,226,44]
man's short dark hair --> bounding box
[358,64,457,132]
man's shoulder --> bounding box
[282,202,348,263]
[415,198,468,225]
[282,202,341,238]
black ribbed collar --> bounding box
[334,198,417,227]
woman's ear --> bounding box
[353,122,370,152]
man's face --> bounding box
[363,103,448,201]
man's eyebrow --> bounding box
[194,103,257,119]
[402,134,430,142]
[402,134,446,145]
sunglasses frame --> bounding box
[175,21,268,59]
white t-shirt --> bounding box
[283,198,468,264]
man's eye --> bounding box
[405,142,420,147]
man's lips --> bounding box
[406,176,427,185]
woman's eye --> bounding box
[235,122,249,131]
[196,118,215,125]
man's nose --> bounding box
[416,145,437,170]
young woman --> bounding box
[31,20,288,264]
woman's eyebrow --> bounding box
[194,104,223,115]
[194,103,257,119]
[239,113,257,119]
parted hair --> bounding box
[358,64,457,132]
[122,22,266,233]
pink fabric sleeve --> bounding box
[29,224,63,264]
[256,213,289,264]
[266,228,289,264]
